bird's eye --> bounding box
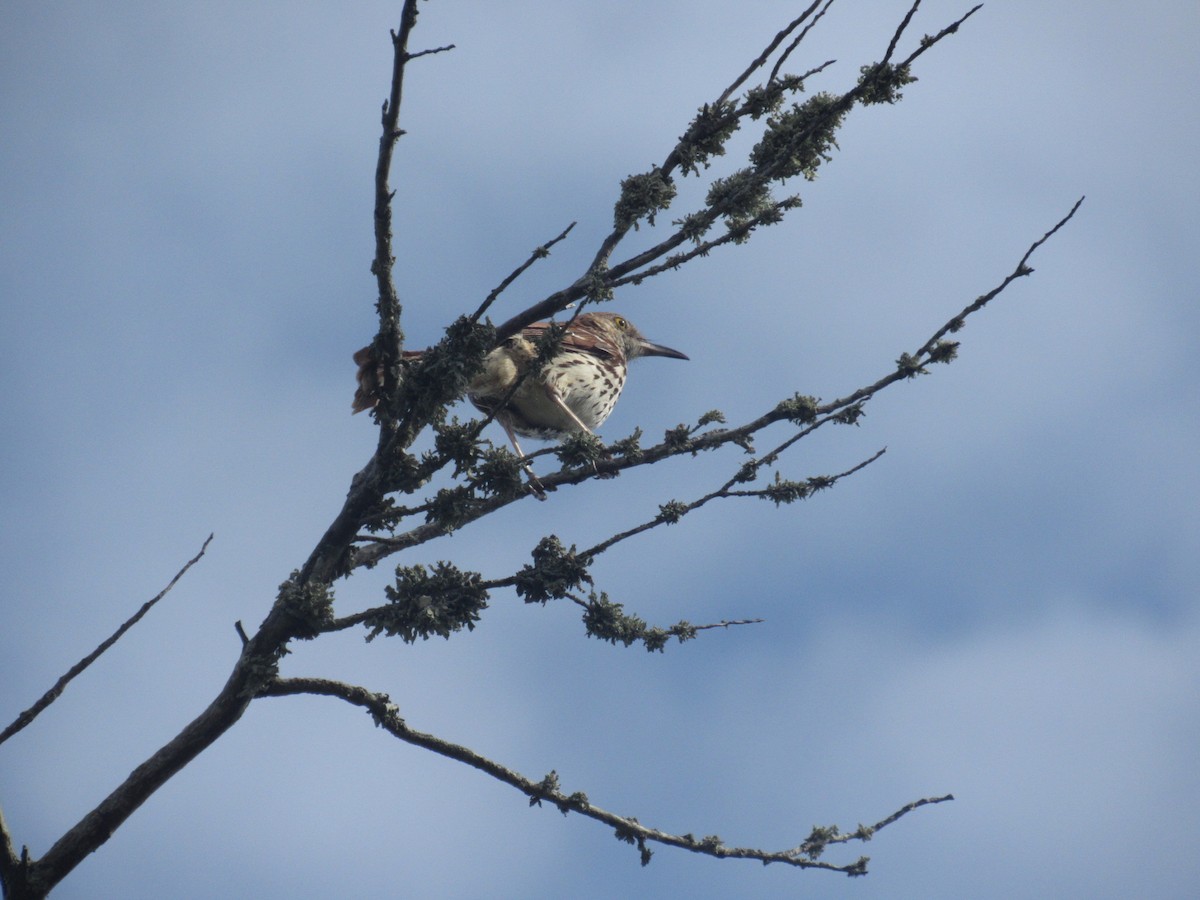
[614,316,627,329]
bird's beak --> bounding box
[639,340,689,361]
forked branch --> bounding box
[489,3,983,345]
[348,196,1084,572]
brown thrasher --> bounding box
[352,312,688,460]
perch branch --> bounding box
[349,198,1081,571]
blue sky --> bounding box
[2,2,1198,898]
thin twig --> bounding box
[579,449,885,562]
[718,0,826,104]
[768,0,837,84]
[897,4,984,70]
[0,535,214,748]
[916,196,1084,358]
[882,0,923,66]
[826,793,955,846]
[561,591,766,649]
[470,222,576,324]
[693,618,764,632]
[406,44,455,62]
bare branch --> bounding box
[366,0,448,438]
[881,0,923,66]
[768,0,837,84]
[16,622,284,895]
[826,793,955,847]
[470,222,577,324]
[17,540,353,894]
[915,196,1084,358]
[717,0,827,104]
[0,534,214,748]
[372,0,421,336]
[898,3,984,69]
[577,449,886,563]
[260,676,945,874]
[406,43,455,61]
[689,618,764,633]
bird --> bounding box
[353,312,688,463]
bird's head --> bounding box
[583,312,689,362]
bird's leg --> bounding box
[541,385,611,474]
[500,419,547,500]
[543,386,594,435]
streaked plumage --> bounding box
[353,312,687,459]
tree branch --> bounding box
[882,0,923,67]
[608,194,804,289]
[717,0,827,104]
[0,534,214,749]
[768,1,836,85]
[470,222,576,324]
[490,5,981,347]
[365,0,457,445]
[371,0,419,346]
[348,197,1080,572]
[915,196,1085,358]
[583,449,886,561]
[0,802,23,900]
[260,676,949,874]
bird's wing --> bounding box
[520,320,616,360]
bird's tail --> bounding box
[351,344,423,414]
